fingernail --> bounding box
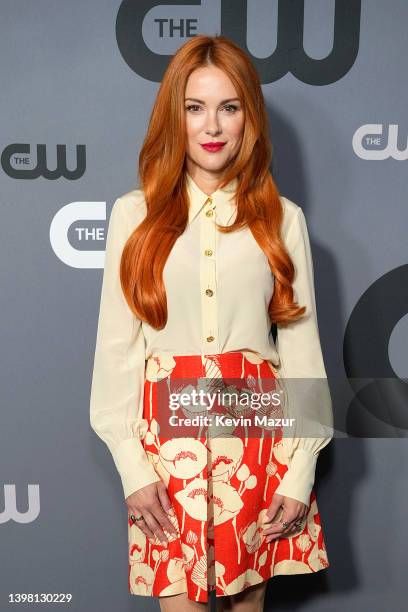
[168,507,175,516]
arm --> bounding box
[274,206,333,507]
[89,195,161,499]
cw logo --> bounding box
[344,264,408,435]
[50,201,107,268]
[0,485,40,524]
[1,144,86,179]
[116,0,361,84]
[352,124,408,160]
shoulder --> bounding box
[279,195,307,244]
[279,195,302,233]
[110,188,147,230]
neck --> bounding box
[186,165,224,196]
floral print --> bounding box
[128,351,329,602]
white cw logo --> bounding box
[352,124,408,160]
[50,201,107,268]
[0,485,40,524]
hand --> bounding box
[262,493,308,542]
[126,480,178,545]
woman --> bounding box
[90,35,333,611]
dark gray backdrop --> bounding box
[1,1,407,611]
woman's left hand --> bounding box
[262,493,308,542]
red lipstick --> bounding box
[201,142,226,152]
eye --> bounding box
[185,104,201,112]
[222,104,240,113]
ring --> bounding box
[281,521,291,529]
[130,514,144,523]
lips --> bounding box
[201,142,226,152]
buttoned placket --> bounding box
[199,195,219,354]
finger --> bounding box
[155,507,178,538]
[281,520,302,537]
[136,521,155,540]
[263,522,286,536]
[129,511,156,540]
[150,500,177,540]
[264,509,299,540]
[279,512,299,536]
[142,509,168,545]
[156,482,175,516]
[262,497,283,525]
[128,508,143,527]
[155,487,178,536]
[262,507,289,535]
[265,518,299,540]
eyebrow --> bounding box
[184,97,241,104]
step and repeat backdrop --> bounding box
[1,1,407,611]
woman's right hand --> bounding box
[126,480,178,544]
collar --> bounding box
[186,172,238,226]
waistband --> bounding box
[146,349,266,364]
[145,349,279,381]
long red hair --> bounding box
[120,34,305,329]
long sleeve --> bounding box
[89,196,161,500]
[273,206,333,507]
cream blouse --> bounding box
[89,173,333,507]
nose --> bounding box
[205,111,221,136]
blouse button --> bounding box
[206,335,215,342]
[205,289,214,297]
[204,249,213,256]
[206,209,214,217]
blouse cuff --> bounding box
[111,437,161,500]
[273,448,318,507]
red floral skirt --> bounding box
[128,351,329,602]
